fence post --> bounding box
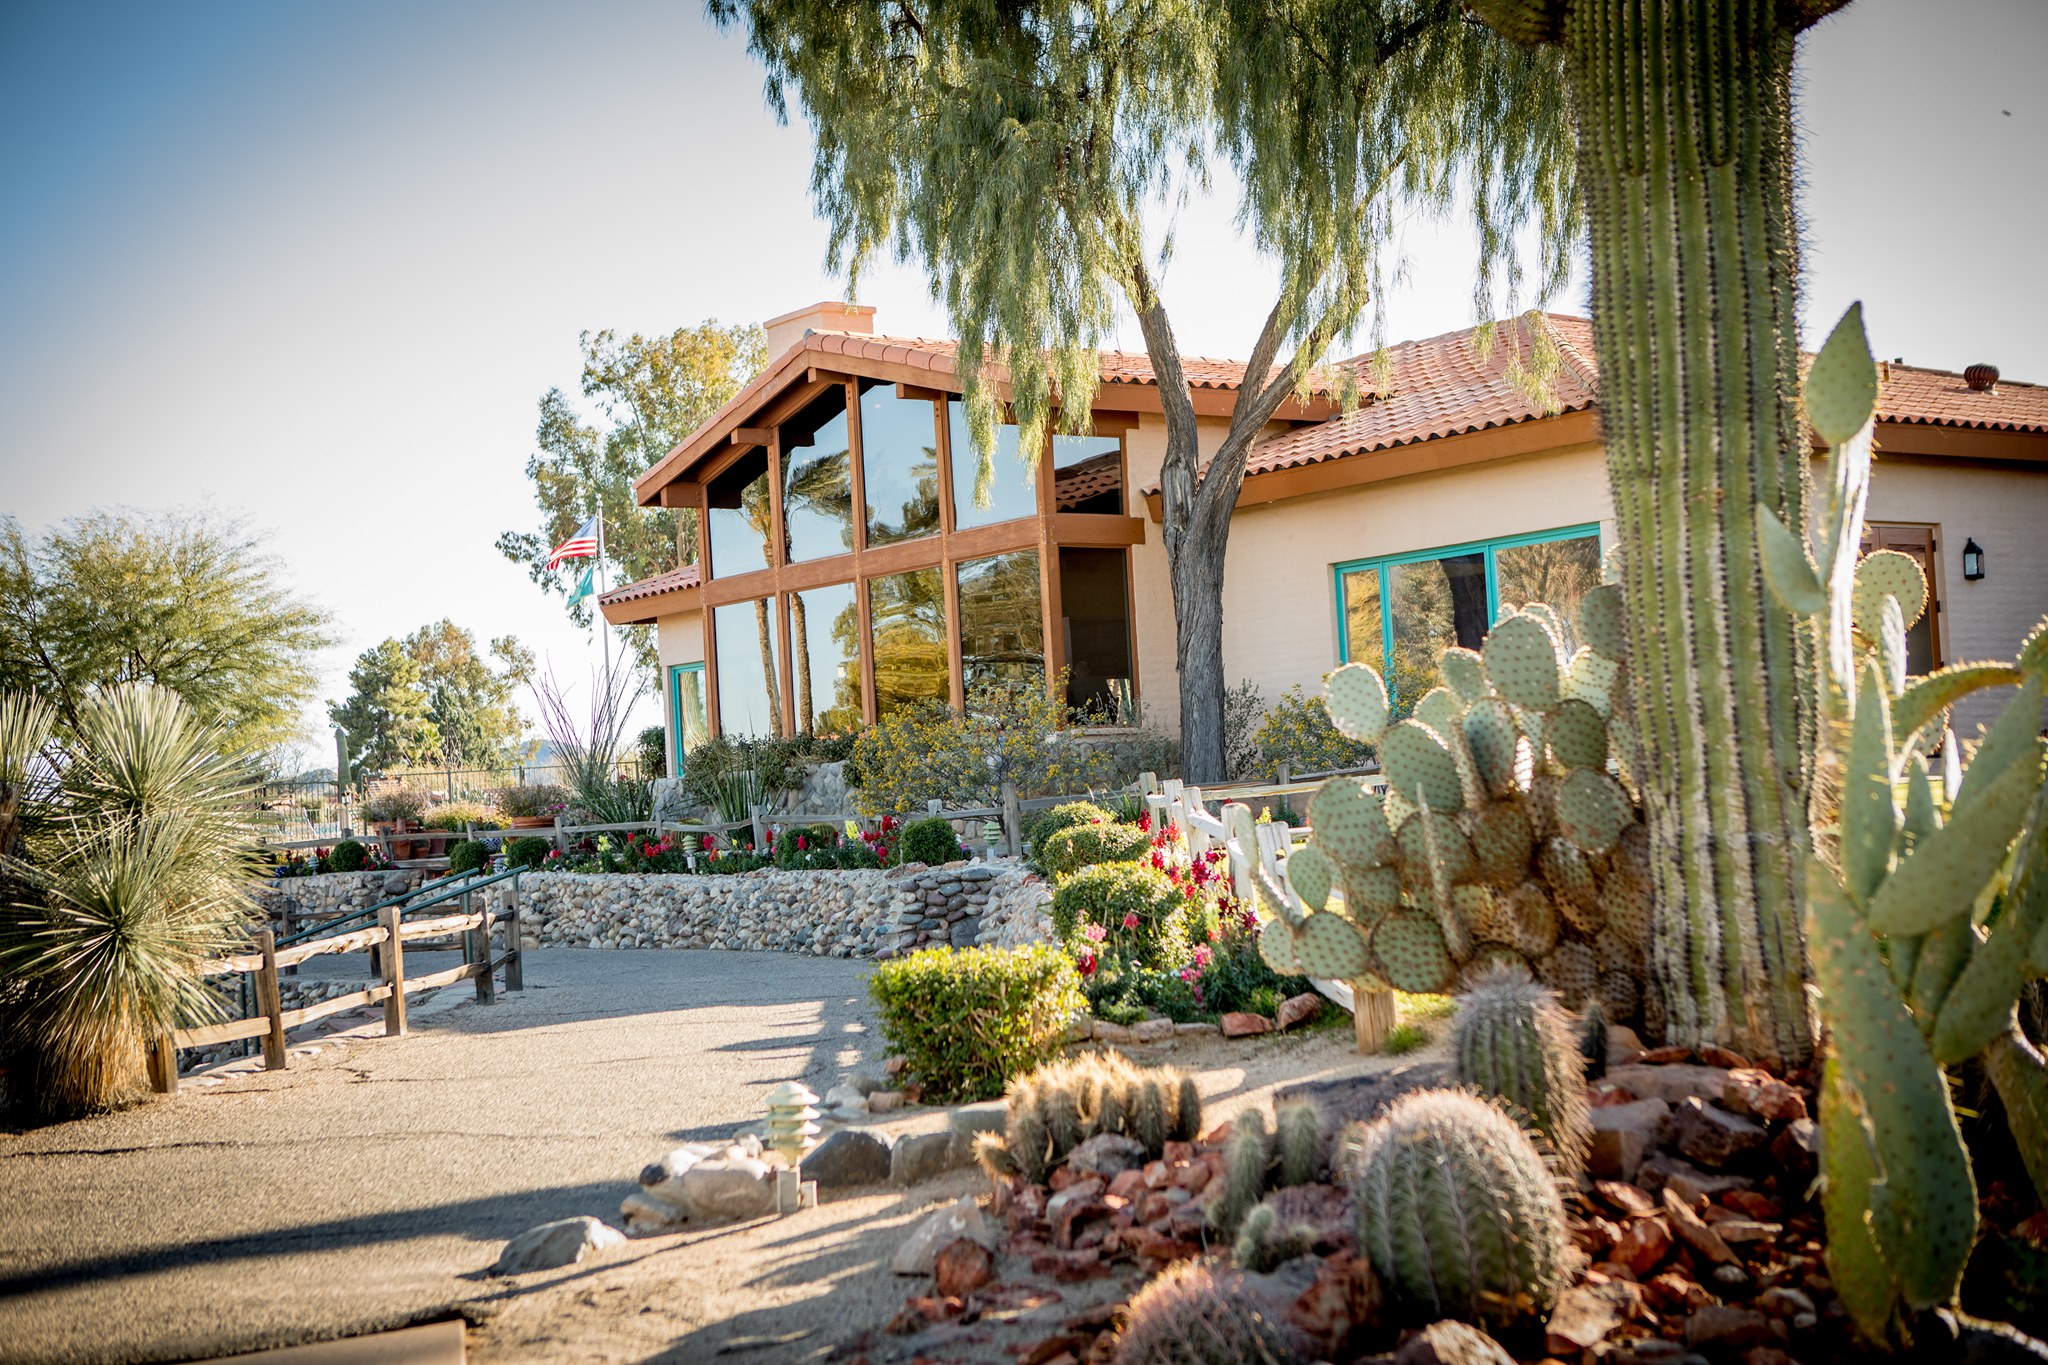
[379,903,407,1037]
[1353,988,1396,1054]
[474,896,497,1004]
[147,1033,179,1094]
[503,878,525,992]
[751,804,768,854]
[1000,780,1022,859]
[255,930,288,1072]
[552,813,565,853]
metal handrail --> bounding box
[273,866,519,949]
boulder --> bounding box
[1066,1132,1147,1179]
[1589,1097,1671,1181]
[1276,992,1324,1031]
[496,1216,624,1274]
[891,1196,995,1275]
[933,1237,994,1297]
[1670,1096,1768,1167]
[1132,1017,1175,1043]
[803,1129,892,1188]
[1221,1012,1272,1037]
[948,1103,1009,1140]
[1398,1321,1516,1365]
[676,1159,777,1222]
[867,1089,905,1114]
[891,1130,971,1185]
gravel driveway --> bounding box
[0,949,884,1364]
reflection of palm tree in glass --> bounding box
[1496,536,1600,640]
[782,453,855,733]
[960,552,1043,689]
[739,477,785,736]
[871,568,947,713]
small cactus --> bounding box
[1214,1107,1274,1235]
[994,1052,1192,1184]
[1172,1074,1204,1142]
[1274,1098,1325,1186]
[1233,1199,1320,1273]
[1453,967,1591,1170]
[1348,1090,1570,1328]
[1113,1259,1305,1365]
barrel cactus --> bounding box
[1453,966,1590,1171]
[1346,1089,1570,1328]
[1113,1259,1305,1365]
[995,1051,1198,1184]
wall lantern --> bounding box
[1962,538,1986,581]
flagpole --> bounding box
[595,508,612,678]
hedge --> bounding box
[868,944,1084,1103]
[1051,862,1189,970]
[1038,820,1151,881]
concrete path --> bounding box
[0,949,885,1365]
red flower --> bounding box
[1122,912,1140,931]
[1077,951,1097,977]
[797,835,808,850]
[1138,815,1152,833]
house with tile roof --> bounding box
[604,300,2048,769]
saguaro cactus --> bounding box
[1463,0,1861,1066]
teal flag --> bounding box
[566,565,595,609]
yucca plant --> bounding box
[0,685,259,1118]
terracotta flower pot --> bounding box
[509,815,552,830]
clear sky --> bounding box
[3,0,2042,758]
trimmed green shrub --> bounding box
[504,836,551,870]
[1053,862,1187,968]
[898,816,964,867]
[1038,820,1150,880]
[446,840,489,875]
[494,784,568,820]
[868,944,1084,1103]
[1027,800,1114,857]
[420,801,500,832]
[326,839,369,873]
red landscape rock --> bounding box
[1126,1227,1203,1262]
[1288,1252,1381,1356]
[933,1238,994,1297]
[1686,1305,1773,1351]
[1106,1168,1148,1203]
[1222,1012,1272,1037]
[1594,1180,1658,1218]
[1700,1044,1752,1070]
[1276,992,1324,1031]
[1616,1215,1674,1276]
[1545,1280,1636,1355]
[1628,1045,1694,1065]
[1029,1247,1109,1282]
[1663,1188,1740,1266]
[1723,1068,1808,1123]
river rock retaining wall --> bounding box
[253,869,432,932]
[518,860,1053,959]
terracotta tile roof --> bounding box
[1054,450,1125,511]
[1874,361,2048,433]
[599,563,700,607]
[803,330,1298,393]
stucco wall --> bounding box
[656,610,704,670]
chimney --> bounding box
[1964,362,2000,393]
[764,301,876,360]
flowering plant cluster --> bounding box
[266,844,395,878]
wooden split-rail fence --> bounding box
[146,868,527,1093]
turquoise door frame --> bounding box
[668,662,707,773]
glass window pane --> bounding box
[780,388,855,562]
[1495,533,1602,639]
[671,665,708,760]
[870,567,948,716]
[949,399,1037,530]
[958,551,1043,693]
[1340,567,1384,671]
[1859,524,1939,674]
[789,582,863,735]
[706,450,773,579]
[1058,547,1133,720]
[712,599,783,737]
[1388,552,1487,702]
[859,380,941,547]
[1053,432,1123,515]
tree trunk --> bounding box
[1473,0,1820,1065]
[1171,511,1232,784]
[754,597,784,738]
[790,591,813,733]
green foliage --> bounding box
[503,837,552,871]
[0,509,331,757]
[326,839,369,873]
[493,784,567,821]
[1111,1259,1304,1365]
[362,786,430,825]
[1053,863,1187,969]
[636,724,667,780]
[0,686,259,1118]
[327,641,437,773]
[1383,1023,1429,1055]
[330,619,535,775]
[445,840,489,876]
[497,322,766,674]
[1452,966,1590,1170]
[1084,961,1204,1024]
[1038,821,1150,881]
[868,944,1084,1103]
[531,662,649,825]
[848,678,1112,816]
[1026,801,1115,862]
[1348,1089,1570,1328]
[995,1050,1200,1182]
[897,817,964,867]
[1251,684,1374,781]
[419,802,500,832]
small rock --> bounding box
[1642,1153,1752,1202]
[1093,1021,1139,1045]
[1672,1096,1769,1167]
[495,1216,624,1274]
[1594,1180,1658,1218]
[1276,992,1324,1031]
[1132,1017,1175,1043]
[1616,1214,1675,1275]
[948,1102,1009,1140]
[1724,1068,1809,1123]
[1629,1045,1695,1064]
[1662,1187,1740,1266]
[1686,1305,1772,1351]
[1755,1286,1815,1319]
[803,1129,892,1188]
[891,1130,971,1185]
[867,1089,906,1113]
[1590,1097,1672,1181]
[1222,1012,1272,1038]
[933,1237,994,1297]
[1398,1320,1515,1365]
[1547,1280,1636,1354]
[1288,1252,1383,1357]
[1770,1116,1819,1180]
[1713,1219,1781,1244]
[891,1196,995,1275]
[1173,1021,1218,1037]
[1700,1044,1752,1070]
[1605,1023,1648,1064]
[1605,1063,1731,1107]
[1067,1132,1147,1178]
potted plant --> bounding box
[496,783,568,831]
[363,785,430,859]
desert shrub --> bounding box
[1026,800,1113,853]
[420,801,499,831]
[1038,820,1150,880]
[868,944,1085,1103]
[848,676,1114,815]
[1085,961,1205,1023]
[1053,863,1187,968]
[446,840,489,875]
[1250,684,1373,781]
[568,773,651,825]
[504,836,551,870]
[1195,925,1313,1017]
[327,839,369,873]
[493,784,568,820]
[362,785,431,825]
[679,732,854,813]
[897,817,964,867]
[636,724,667,779]
[1223,679,1267,781]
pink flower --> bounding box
[1191,945,1214,970]
[1122,912,1140,931]
[1082,922,1108,943]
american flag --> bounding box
[547,515,599,569]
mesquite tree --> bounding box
[711,0,1578,781]
[1466,0,1853,1064]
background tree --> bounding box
[0,509,332,756]
[712,0,1579,780]
[498,322,767,675]
[328,622,536,774]
[1464,0,1854,1064]
[328,640,439,774]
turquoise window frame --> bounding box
[668,662,707,771]
[1331,523,1602,696]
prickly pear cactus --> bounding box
[1267,585,1652,1012]
[1759,303,2048,1343]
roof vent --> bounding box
[1964,362,2000,393]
